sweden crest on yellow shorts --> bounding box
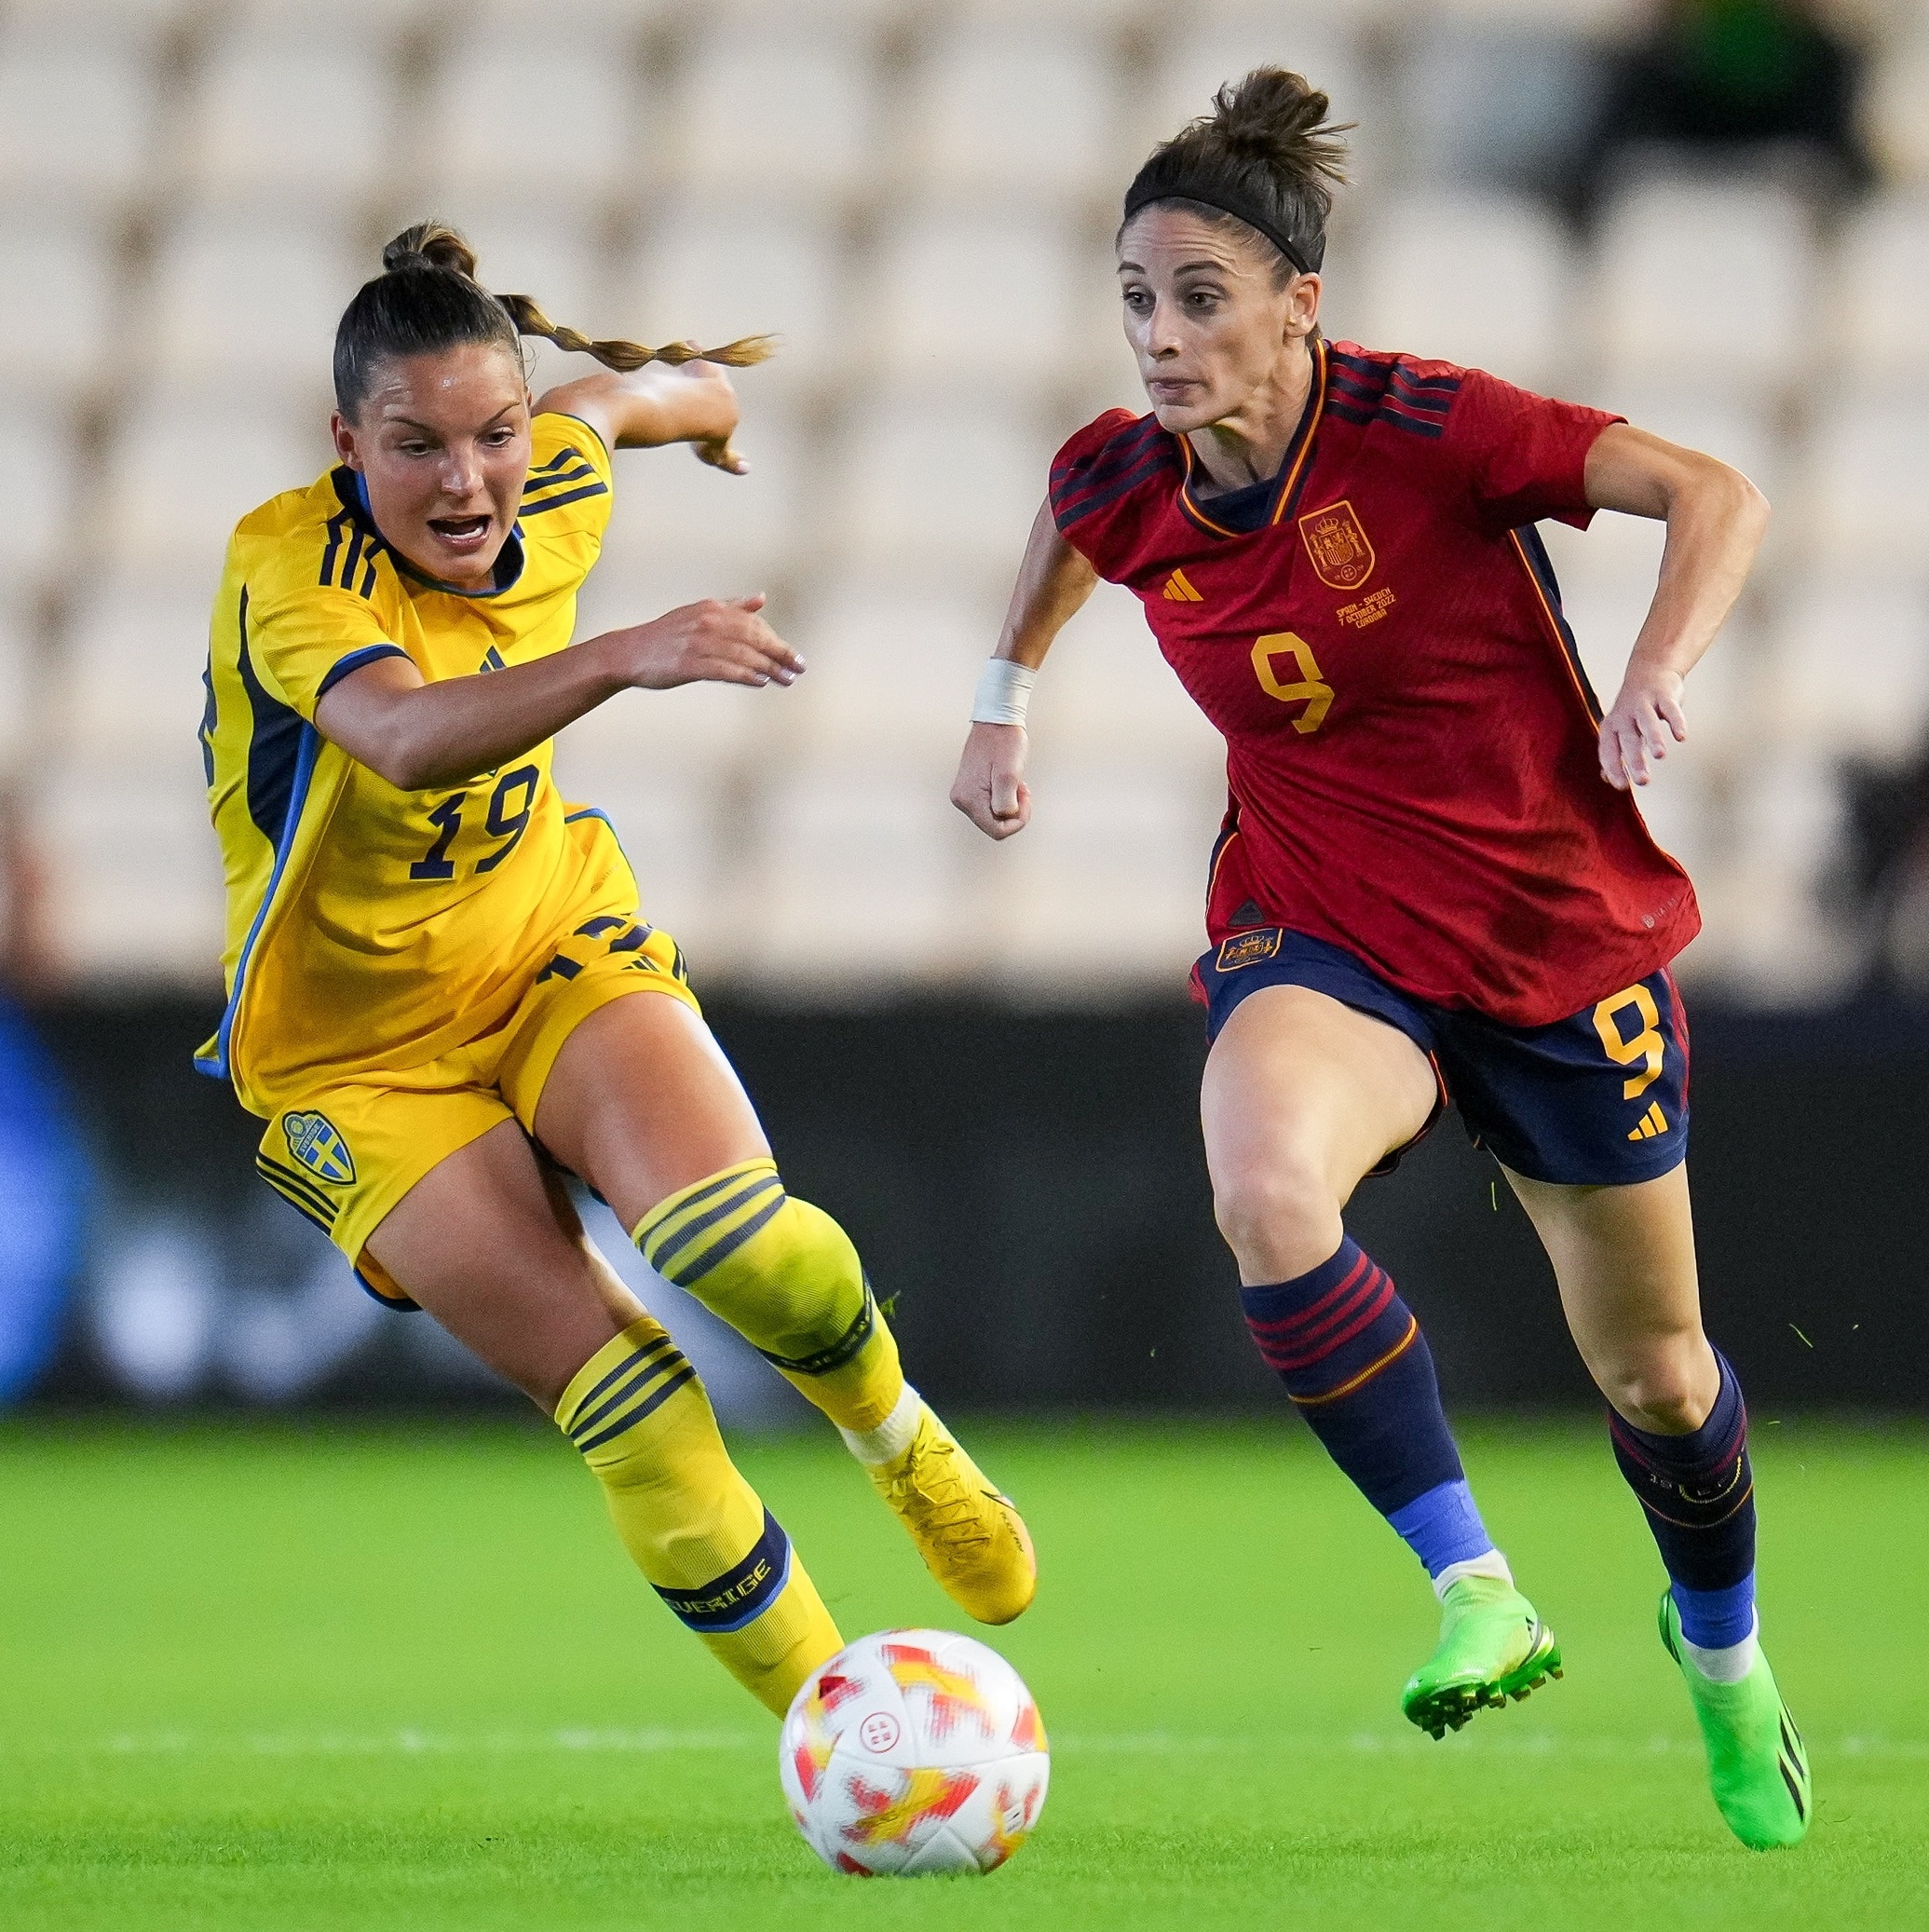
[284,1110,356,1184]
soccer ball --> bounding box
[779,1628,1050,1876]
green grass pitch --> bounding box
[0,1415,1922,1930]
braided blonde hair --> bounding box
[333,220,774,415]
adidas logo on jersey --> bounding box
[1627,1101,1669,1141]
[1162,568,1203,603]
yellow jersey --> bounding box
[197,412,624,1113]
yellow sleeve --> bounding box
[522,412,616,544]
[245,565,406,723]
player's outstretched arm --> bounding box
[1583,423,1770,792]
[314,594,801,792]
[537,361,750,472]
[951,499,1099,841]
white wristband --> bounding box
[971,658,1036,728]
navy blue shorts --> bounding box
[1194,928,1690,1187]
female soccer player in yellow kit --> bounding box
[198,224,1035,1715]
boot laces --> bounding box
[885,1437,992,1557]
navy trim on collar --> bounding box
[1176,337,1328,540]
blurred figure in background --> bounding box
[0,787,88,1403]
[1843,748,1929,995]
[1573,0,1874,209]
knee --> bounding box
[1596,1334,1718,1435]
[1212,1144,1344,1284]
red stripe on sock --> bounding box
[1245,1253,1373,1338]
[1255,1272,1398,1374]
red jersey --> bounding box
[1047,337,1699,1028]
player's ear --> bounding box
[1287,270,1322,341]
[330,409,363,471]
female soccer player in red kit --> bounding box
[951,71,1806,1850]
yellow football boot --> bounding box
[866,1404,1037,1626]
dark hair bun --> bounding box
[1124,65,1352,279]
[381,221,481,280]
[1203,68,1349,184]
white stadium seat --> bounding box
[1799,392,1929,567]
[594,399,806,591]
[864,204,1082,383]
[1718,742,1856,1001]
[985,758,1225,989]
[146,208,362,392]
[1139,15,1372,174]
[0,20,157,201]
[179,21,400,201]
[1352,190,1576,391]
[906,21,1117,198]
[0,397,81,574]
[1866,20,1929,184]
[59,578,216,760]
[96,392,332,578]
[406,26,643,203]
[670,19,878,201]
[1595,179,1813,391]
[41,755,226,982]
[1761,574,1929,764]
[1386,19,1603,190]
[0,600,30,770]
[1837,194,1929,374]
[749,758,977,987]
[0,210,119,393]
[615,196,845,392]
[781,581,990,763]
[826,394,1053,576]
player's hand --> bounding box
[1599,668,1686,790]
[692,434,748,475]
[951,722,1032,839]
[614,595,804,691]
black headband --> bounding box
[1121,182,1315,278]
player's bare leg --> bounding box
[363,1122,841,1713]
[1505,1166,1808,1846]
[1202,986,1559,1735]
[536,993,1036,1625]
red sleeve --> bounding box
[1048,409,1157,580]
[1444,369,1623,535]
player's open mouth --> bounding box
[427,514,493,549]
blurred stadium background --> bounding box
[1,0,1926,1420]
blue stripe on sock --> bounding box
[1387,1477,1497,1579]
[1673,1574,1757,1650]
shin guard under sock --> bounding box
[1241,1237,1500,1582]
[1609,1348,1757,1650]
[556,1314,841,1714]
[632,1159,904,1434]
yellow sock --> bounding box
[555,1313,841,1715]
[632,1158,906,1435]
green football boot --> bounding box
[1659,1593,1811,1849]
[1400,1574,1562,1738]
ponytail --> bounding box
[333,221,773,418]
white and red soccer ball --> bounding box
[780,1629,1050,1876]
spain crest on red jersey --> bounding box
[1297,499,1376,591]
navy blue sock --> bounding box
[1608,1349,1757,1648]
[1241,1237,1496,1578]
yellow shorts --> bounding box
[253,914,701,1310]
